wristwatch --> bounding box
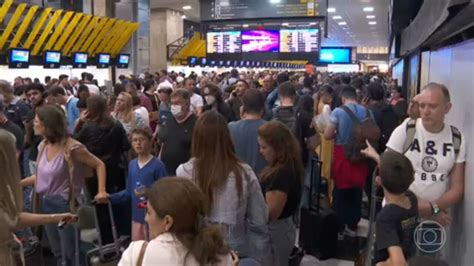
[430,202,441,215]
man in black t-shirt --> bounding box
[24,84,46,174]
[374,151,419,265]
[158,89,197,175]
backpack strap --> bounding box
[341,105,360,124]
[450,125,462,157]
[136,241,149,266]
[402,119,417,154]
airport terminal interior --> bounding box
[0,0,473,265]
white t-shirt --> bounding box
[190,93,203,114]
[386,118,466,202]
[134,107,150,128]
[118,233,232,266]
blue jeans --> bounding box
[40,195,77,266]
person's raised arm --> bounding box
[72,147,108,203]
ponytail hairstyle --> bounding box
[314,84,334,116]
[146,177,230,265]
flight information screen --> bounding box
[206,31,241,53]
[280,29,320,53]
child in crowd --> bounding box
[108,128,168,240]
[374,150,418,266]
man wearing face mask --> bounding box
[202,83,235,122]
[157,89,197,175]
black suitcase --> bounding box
[14,235,44,266]
[85,201,130,266]
[299,156,338,260]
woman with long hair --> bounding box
[0,130,76,265]
[258,121,304,266]
[314,85,335,198]
[74,95,131,242]
[112,92,146,135]
[119,178,235,265]
[176,110,271,264]
[20,105,108,265]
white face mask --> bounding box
[171,104,183,117]
[205,95,216,105]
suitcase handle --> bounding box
[309,156,324,212]
[91,200,120,261]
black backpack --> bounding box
[341,105,381,162]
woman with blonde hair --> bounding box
[176,110,271,265]
[112,92,146,135]
[0,130,76,265]
[119,178,235,265]
[258,121,304,266]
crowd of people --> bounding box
[0,68,465,266]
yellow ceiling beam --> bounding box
[32,9,63,55]
[24,7,52,49]
[10,5,38,48]
[87,18,116,55]
[69,16,99,55]
[0,0,13,24]
[63,14,92,55]
[53,13,83,51]
[98,20,126,54]
[0,3,27,50]
[42,11,74,52]
[80,18,109,52]
[111,22,139,56]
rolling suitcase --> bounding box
[14,235,44,266]
[86,202,129,266]
[299,156,338,260]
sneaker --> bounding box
[344,227,357,238]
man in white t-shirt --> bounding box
[364,83,466,225]
[184,78,203,116]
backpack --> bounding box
[402,119,462,156]
[272,106,302,141]
[341,105,381,163]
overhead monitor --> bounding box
[206,31,241,53]
[187,56,198,67]
[43,50,61,69]
[117,54,130,68]
[73,52,88,68]
[199,57,207,67]
[8,48,30,68]
[280,28,320,53]
[209,60,216,67]
[319,47,351,64]
[241,30,279,53]
[97,53,111,68]
[218,60,225,67]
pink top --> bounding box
[36,143,84,200]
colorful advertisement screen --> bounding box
[98,54,110,64]
[207,31,241,53]
[45,51,61,63]
[280,29,320,53]
[119,54,130,64]
[74,53,88,64]
[10,49,29,62]
[241,30,279,53]
[319,48,351,63]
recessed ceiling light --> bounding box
[327,7,336,13]
[366,15,376,19]
[270,0,281,3]
[333,15,342,19]
[338,21,347,25]
[363,7,374,12]
[242,24,249,28]
[368,21,377,25]
[281,23,289,26]
[181,15,186,19]
[309,22,317,25]
[182,5,192,10]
